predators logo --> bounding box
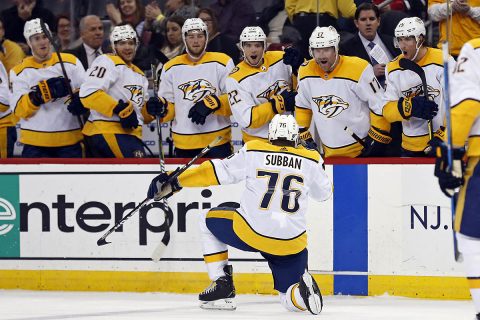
[313,95,350,118]
[402,83,440,101]
[178,79,216,103]
[124,85,144,106]
[257,80,290,100]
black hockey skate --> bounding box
[298,270,323,315]
[476,313,480,320]
[199,265,236,310]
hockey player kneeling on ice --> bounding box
[147,114,332,313]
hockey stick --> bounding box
[96,135,224,247]
[150,63,171,262]
[344,126,367,148]
[442,0,462,262]
[39,19,92,155]
[398,58,434,141]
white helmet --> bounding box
[268,114,299,147]
[309,26,340,57]
[239,26,267,67]
[110,24,138,54]
[394,17,426,60]
[24,18,51,45]
[182,18,208,59]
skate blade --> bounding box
[200,298,236,311]
[302,272,322,315]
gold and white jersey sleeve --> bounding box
[0,61,11,122]
[210,140,332,254]
[80,54,149,138]
[10,53,85,147]
[382,48,455,151]
[296,56,384,157]
[158,52,234,149]
[450,38,480,156]
[226,51,293,142]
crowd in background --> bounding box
[0,0,479,159]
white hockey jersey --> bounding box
[296,56,384,158]
[10,53,85,147]
[226,51,294,142]
[158,52,234,149]
[0,61,12,127]
[178,140,332,255]
[382,48,455,152]
[80,54,149,138]
[449,38,480,156]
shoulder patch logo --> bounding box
[124,85,144,106]
[402,83,440,101]
[178,79,217,103]
[257,80,290,100]
[313,95,350,118]
[229,66,239,75]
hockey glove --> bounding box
[361,126,392,157]
[147,168,183,201]
[434,141,465,198]
[424,126,446,156]
[270,90,297,114]
[66,92,89,116]
[283,47,303,76]
[30,77,70,106]
[397,96,438,120]
[188,94,220,125]
[113,100,139,129]
[299,129,318,151]
[146,96,168,117]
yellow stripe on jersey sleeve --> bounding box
[370,111,391,132]
[14,94,39,119]
[467,38,480,49]
[213,93,232,117]
[295,107,312,128]
[249,101,276,128]
[161,102,175,122]
[0,102,8,112]
[178,160,220,187]
[383,100,404,123]
[451,99,480,147]
[141,103,155,124]
[80,90,118,117]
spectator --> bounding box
[10,18,86,158]
[159,16,185,61]
[1,0,56,51]
[285,0,357,60]
[0,16,26,72]
[197,8,240,64]
[257,0,288,45]
[339,3,400,86]
[429,0,480,58]
[65,15,106,70]
[56,14,72,51]
[373,0,405,13]
[209,0,256,42]
[106,0,145,41]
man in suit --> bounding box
[339,3,400,87]
[65,15,105,70]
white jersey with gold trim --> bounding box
[10,53,85,147]
[226,51,293,141]
[296,56,384,156]
[158,52,234,149]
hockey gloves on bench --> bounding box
[30,77,70,106]
[146,96,168,118]
[188,94,221,125]
[361,126,392,157]
[283,47,303,76]
[270,90,297,114]
[398,95,438,120]
[114,99,139,129]
[434,141,465,198]
[147,168,183,201]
